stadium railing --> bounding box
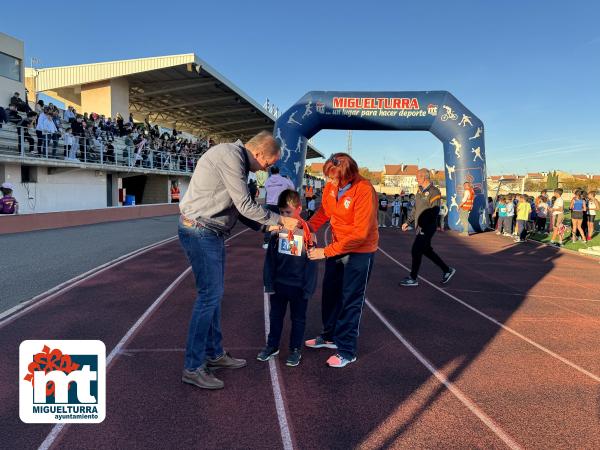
[0,124,199,174]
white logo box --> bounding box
[19,340,106,423]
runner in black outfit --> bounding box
[399,168,456,287]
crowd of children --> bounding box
[377,193,417,229]
[491,188,599,245]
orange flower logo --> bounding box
[23,345,80,396]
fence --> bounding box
[0,124,199,174]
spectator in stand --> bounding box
[116,113,125,137]
[550,189,564,246]
[34,100,44,115]
[7,104,21,124]
[10,91,32,113]
[63,106,76,123]
[17,112,37,155]
[378,193,389,227]
[105,142,115,163]
[263,166,295,248]
[587,191,598,239]
[0,182,19,214]
[63,127,79,160]
[0,106,7,128]
[570,190,587,243]
[35,107,59,156]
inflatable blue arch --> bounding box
[273,90,487,233]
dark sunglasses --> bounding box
[327,154,340,166]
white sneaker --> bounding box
[495,231,501,235]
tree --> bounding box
[546,171,559,190]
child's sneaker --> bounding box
[286,349,302,367]
[326,353,357,368]
[305,336,337,349]
[495,231,501,235]
[257,346,279,362]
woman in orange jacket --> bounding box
[305,153,379,368]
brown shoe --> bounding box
[182,366,224,390]
[206,352,247,370]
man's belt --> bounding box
[180,215,224,236]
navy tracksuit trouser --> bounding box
[321,252,374,359]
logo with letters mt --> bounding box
[19,340,106,423]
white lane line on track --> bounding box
[0,235,178,328]
[263,292,294,450]
[366,299,523,450]
[377,246,600,384]
[38,229,248,450]
[325,226,521,448]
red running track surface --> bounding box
[1,226,599,449]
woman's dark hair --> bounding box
[323,153,359,186]
[277,189,301,209]
[1,187,12,195]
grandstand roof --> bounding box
[25,54,323,159]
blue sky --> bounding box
[2,0,599,174]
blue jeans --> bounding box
[178,219,226,370]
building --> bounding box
[0,32,25,105]
[1,50,323,214]
[383,164,419,192]
[307,162,324,177]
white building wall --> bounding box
[1,164,107,214]
[0,32,25,105]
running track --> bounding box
[1,226,599,449]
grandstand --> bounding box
[0,44,323,214]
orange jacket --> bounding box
[308,176,379,257]
[171,186,180,200]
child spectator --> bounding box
[504,195,515,235]
[258,189,317,367]
[495,196,509,235]
[570,190,587,243]
[0,182,19,214]
[439,202,448,232]
[515,195,532,242]
[536,194,548,233]
[486,196,495,229]
[550,189,565,246]
[307,195,316,219]
[378,193,389,227]
[587,191,598,240]
[391,194,402,228]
